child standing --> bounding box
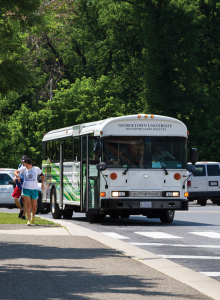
[12,176,25,219]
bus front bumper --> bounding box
[101,198,188,210]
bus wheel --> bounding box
[40,207,51,214]
[200,199,207,206]
[109,212,119,219]
[86,213,104,223]
[51,189,62,219]
[120,213,130,219]
[160,210,175,224]
[63,209,73,219]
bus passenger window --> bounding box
[74,138,80,161]
[42,142,46,161]
[52,141,60,161]
[64,139,73,161]
[46,142,52,160]
[89,139,95,160]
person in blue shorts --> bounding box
[14,158,45,226]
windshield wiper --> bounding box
[161,163,168,175]
[122,166,129,175]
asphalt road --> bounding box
[2,234,216,300]
[2,201,220,283]
[41,201,220,283]
[0,210,214,300]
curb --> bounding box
[39,217,220,300]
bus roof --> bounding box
[42,114,187,141]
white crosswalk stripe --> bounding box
[130,243,220,248]
[190,232,220,239]
[158,255,220,259]
[100,231,220,242]
[101,232,130,239]
[200,272,220,277]
[135,232,182,239]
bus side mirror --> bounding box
[94,140,102,157]
[186,164,196,172]
[190,148,198,165]
[97,162,107,171]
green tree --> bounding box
[2,0,220,167]
[0,0,41,94]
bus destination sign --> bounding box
[118,123,172,131]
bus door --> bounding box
[80,136,101,212]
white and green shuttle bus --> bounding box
[42,114,197,223]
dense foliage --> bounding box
[0,0,220,167]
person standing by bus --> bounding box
[18,155,28,218]
[12,175,25,219]
[14,158,45,226]
[11,155,27,218]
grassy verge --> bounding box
[0,213,60,226]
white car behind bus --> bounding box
[187,162,220,206]
[0,168,44,213]
[0,169,16,208]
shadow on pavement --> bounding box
[70,216,216,228]
[0,235,210,300]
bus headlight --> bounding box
[112,192,126,197]
[165,192,179,197]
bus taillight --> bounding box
[187,181,191,187]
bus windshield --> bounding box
[104,136,187,169]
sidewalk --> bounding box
[0,222,217,300]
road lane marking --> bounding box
[101,232,130,239]
[135,232,182,239]
[158,255,220,259]
[130,243,220,248]
[190,232,220,238]
[200,272,220,277]
[176,211,220,213]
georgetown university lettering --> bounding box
[118,123,172,131]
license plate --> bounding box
[130,191,161,197]
[140,202,152,208]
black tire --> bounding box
[63,209,73,219]
[36,192,43,214]
[217,200,220,206]
[40,206,51,214]
[200,199,207,206]
[86,212,105,223]
[109,212,119,219]
[160,210,175,224]
[51,188,62,219]
[120,213,130,219]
